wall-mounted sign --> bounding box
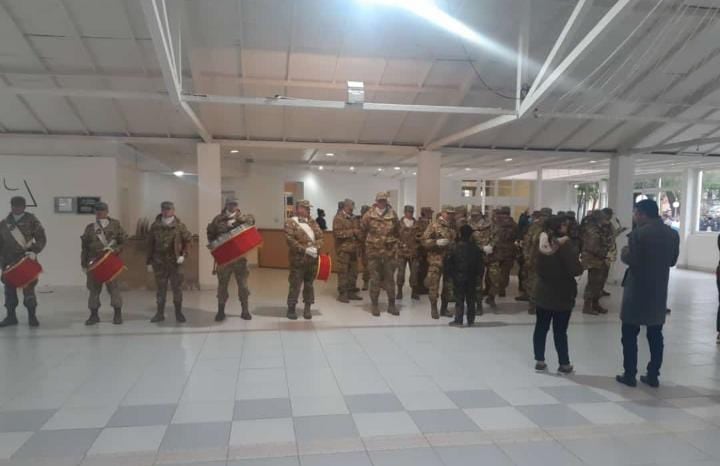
[54,197,75,213]
[76,196,101,214]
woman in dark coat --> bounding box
[315,209,327,231]
[532,215,584,374]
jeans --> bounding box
[533,307,571,365]
[453,279,476,324]
[621,323,664,378]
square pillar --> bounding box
[416,150,442,213]
[608,154,635,284]
[677,168,699,268]
[197,143,222,289]
[533,168,543,210]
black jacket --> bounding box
[445,240,483,284]
[535,241,583,311]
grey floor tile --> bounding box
[12,428,100,459]
[160,422,231,452]
[293,415,358,443]
[368,447,444,466]
[344,394,403,413]
[409,410,479,433]
[434,445,514,466]
[620,400,700,422]
[445,390,509,409]
[234,399,292,420]
[300,451,372,466]
[560,436,648,466]
[107,404,177,427]
[678,429,720,459]
[501,440,583,466]
[616,432,710,464]
[0,410,56,433]
[229,457,300,466]
[516,405,591,428]
[541,386,609,404]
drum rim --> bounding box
[3,255,30,273]
[316,253,332,281]
[2,256,41,289]
[88,250,114,271]
[210,224,258,251]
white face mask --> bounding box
[226,209,237,217]
[162,216,175,225]
[12,213,24,222]
[99,218,110,228]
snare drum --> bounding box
[211,225,263,267]
[316,254,332,281]
[2,256,42,289]
[88,251,126,284]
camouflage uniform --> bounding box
[396,206,421,300]
[147,212,192,321]
[421,210,456,318]
[580,211,610,314]
[358,205,370,290]
[486,208,518,302]
[333,202,362,302]
[207,209,255,320]
[81,216,127,323]
[361,195,400,315]
[0,210,46,327]
[469,209,491,306]
[415,207,433,294]
[522,209,551,312]
[285,205,324,319]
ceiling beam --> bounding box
[628,135,720,155]
[424,115,518,151]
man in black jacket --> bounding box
[447,224,483,327]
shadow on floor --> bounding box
[560,373,720,399]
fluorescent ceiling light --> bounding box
[325,152,335,157]
[173,170,184,177]
[230,149,239,154]
[394,166,400,170]
[465,167,471,171]
[377,168,383,171]
[590,160,597,164]
[350,166,355,170]
[505,158,513,162]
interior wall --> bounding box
[0,155,118,287]
[685,234,718,272]
[541,181,574,213]
[136,172,199,235]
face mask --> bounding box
[12,213,24,222]
[98,218,110,228]
[162,216,175,225]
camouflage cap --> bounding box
[470,206,483,216]
[404,205,414,213]
[343,198,355,207]
[420,206,433,215]
[566,210,577,218]
[160,201,175,210]
[441,205,456,214]
[225,197,239,206]
[375,191,389,201]
[10,196,26,207]
[296,199,312,209]
[94,201,109,212]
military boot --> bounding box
[27,307,39,327]
[430,300,439,319]
[240,300,252,320]
[215,302,226,322]
[348,291,363,301]
[337,293,350,303]
[593,299,608,314]
[174,303,186,323]
[113,307,123,325]
[0,308,18,327]
[303,303,312,320]
[440,299,452,317]
[582,299,598,315]
[476,300,484,316]
[387,299,399,316]
[85,309,100,326]
[287,305,298,320]
[362,280,369,291]
[371,299,380,317]
[396,285,403,300]
[499,290,506,298]
[411,288,420,300]
[485,295,497,310]
[151,303,165,322]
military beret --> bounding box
[499,206,511,215]
[160,201,175,210]
[343,198,355,207]
[539,207,553,216]
[420,206,433,214]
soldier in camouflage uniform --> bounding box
[522,208,552,314]
[396,205,421,300]
[0,196,46,328]
[358,205,371,291]
[285,200,324,320]
[469,206,491,313]
[421,206,456,319]
[146,201,192,323]
[333,199,363,303]
[207,198,254,322]
[416,207,433,295]
[81,202,127,326]
[580,210,611,315]
[361,192,400,316]
[485,206,518,308]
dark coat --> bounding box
[445,240,483,285]
[534,241,583,311]
[620,218,679,326]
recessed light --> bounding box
[412,172,417,175]
[590,160,597,164]
[350,166,355,170]
[230,149,239,154]
[173,170,184,177]
[465,167,471,171]
[394,166,400,170]
[325,152,335,157]
[377,168,383,172]
[574,184,579,189]
[319,166,324,170]
[505,158,513,162]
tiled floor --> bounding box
[0,267,719,465]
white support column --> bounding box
[677,168,699,268]
[608,154,635,285]
[197,143,222,289]
[534,168,543,210]
[599,180,608,208]
[416,150,442,213]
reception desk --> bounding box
[257,229,337,269]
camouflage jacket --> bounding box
[332,211,360,254]
[361,206,400,258]
[416,217,432,253]
[580,220,610,268]
[398,217,421,258]
[522,221,544,268]
[146,216,192,266]
[470,219,492,248]
[488,215,518,261]
[421,217,456,265]
[285,216,324,265]
[81,218,127,268]
[0,212,46,268]
[207,211,255,243]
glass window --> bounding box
[698,170,720,232]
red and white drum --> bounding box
[211,225,263,267]
[2,256,42,289]
[88,251,126,284]
[316,253,332,281]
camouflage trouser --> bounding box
[474,265,486,303]
[517,258,526,295]
[584,265,609,300]
[3,278,37,310]
[488,259,513,296]
[335,251,359,295]
[417,252,429,292]
[87,275,122,310]
[287,259,318,306]
[396,255,419,290]
[360,251,369,285]
[217,258,249,304]
[153,263,184,306]
[525,266,538,302]
[368,255,396,302]
[425,262,452,303]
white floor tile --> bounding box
[230,418,296,446]
[569,402,645,425]
[465,407,538,431]
[88,425,167,455]
[41,406,116,430]
[352,412,420,437]
[172,401,235,424]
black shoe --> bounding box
[27,308,39,327]
[640,375,659,388]
[215,310,226,322]
[287,307,298,320]
[558,364,574,374]
[535,361,547,371]
[515,294,530,302]
[240,311,252,320]
[616,374,637,387]
[113,308,123,325]
[174,304,186,323]
[150,311,165,323]
[348,293,363,301]
[448,321,463,327]
[466,321,474,327]
[303,305,312,320]
[602,290,611,297]
[0,314,18,327]
[85,310,100,326]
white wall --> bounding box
[0,156,117,286]
[541,181,574,213]
[685,234,718,272]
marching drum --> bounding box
[2,256,42,289]
[210,225,263,267]
[316,253,332,281]
[88,251,126,284]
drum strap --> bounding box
[95,224,109,247]
[9,224,31,250]
[292,217,315,243]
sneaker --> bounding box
[558,364,574,374]
[535,361,547,371]
[640,375,659,388]
[615,373,637,387]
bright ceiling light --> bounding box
[394,166,400,170]
[325,152,335,157]
[590,160,597,164]
[505,158,513,162]
[574,184,580,189]
[230,149,239,154]
[412,172,417,175]
[465,167,471,171]
[318,166,324,170]
[350,166,355,170]
[377,168,383,172]
[173,170,184,177]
